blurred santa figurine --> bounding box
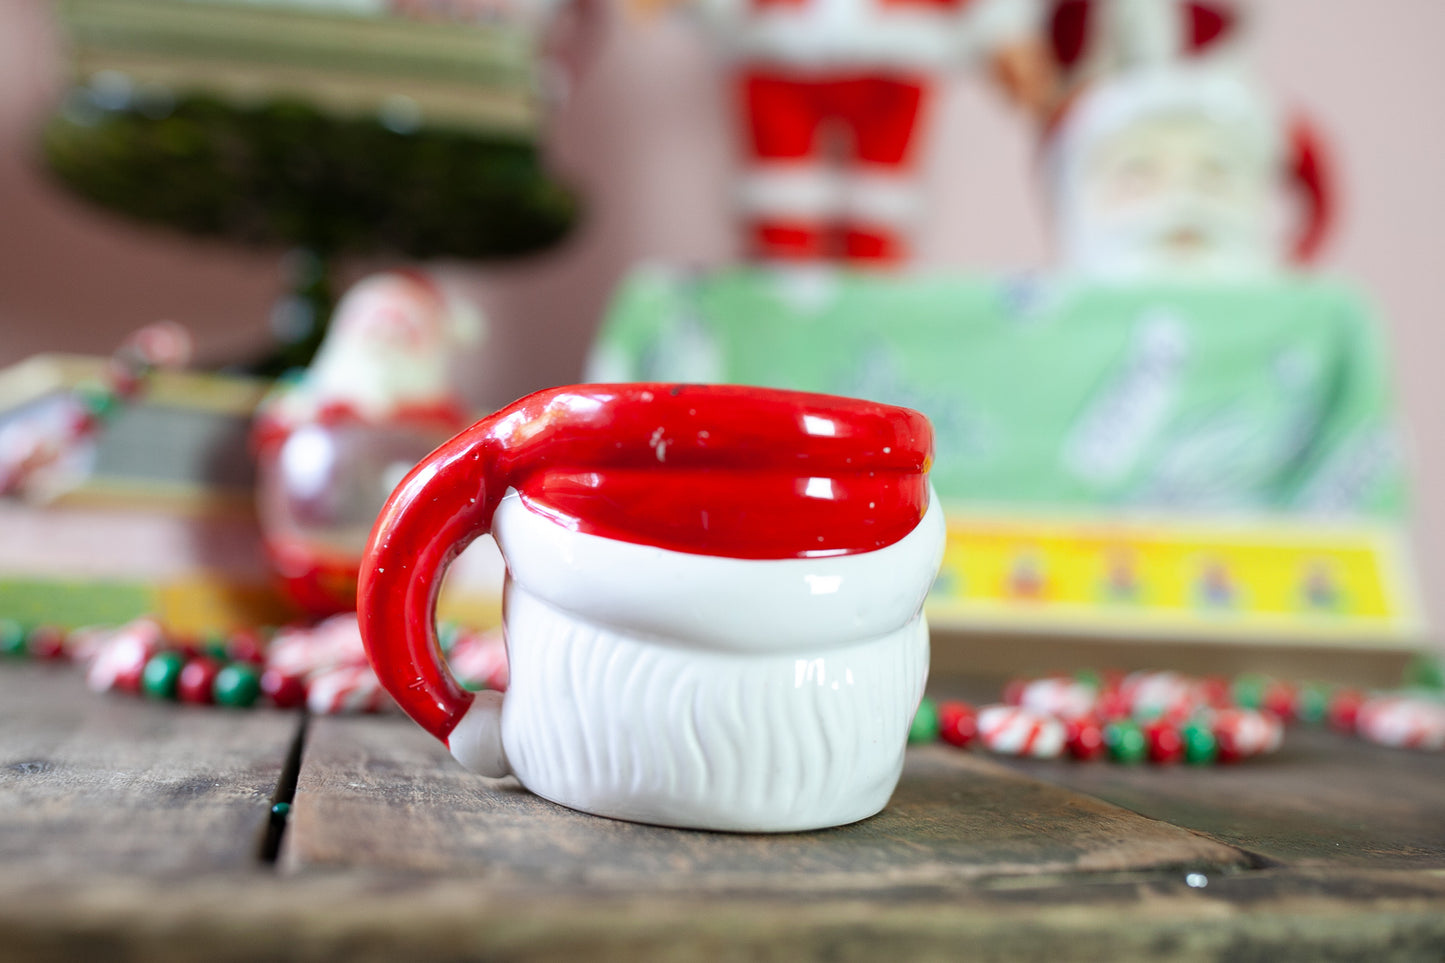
[1045,64,1331,280]
[253,271,482,615]
[638,0,1054,266]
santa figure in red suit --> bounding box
[252,271,482,615]
[642,0,1054,265]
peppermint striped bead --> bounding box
[1016,676,1098,720]
[306,665,393,715]
[1356,696,1445,751]
[976,705,1066,759]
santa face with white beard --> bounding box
[1065,112,1278,279]
[1051,68,1289,282]
[308,273,464,420]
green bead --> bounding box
[75,383,119,420]
[270,802,291,818]
[1231,673,1268,710]
[142,651,186,700]
[1073,669,1102,690]
[213,663,262,708]
[1104,719,1147,764]
[1402,654,1445,692]
[0,620,27,657]
[908,697,940,744]
[1182,722,1218,765]
[1295,683,1332,725]
[201,632,230,661]
[437,622,460,653]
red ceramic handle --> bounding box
[358,383,933,744]
[358,416,497,741]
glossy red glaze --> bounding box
[359,383,935,743]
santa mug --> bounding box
[359,384,945,832]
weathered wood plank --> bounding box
[282,712,1251,888]
[995,725,1445,869]
[0,663,299,879]
[2,867,1445,963]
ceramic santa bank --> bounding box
[1047,64,1331,280]
[359,384,945,832]
[253,271,481,616]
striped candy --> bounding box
[84,618,166,694]
[976,705,1067,759]
[1118,671,1206,722]
[265,614,368,682]
[447,629,509,692]
[1210,708,1284,761]
[306,664,393,715]
[1015,676,1098,720]
[1355,695,1445,751]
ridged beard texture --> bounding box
[498,581,931,832]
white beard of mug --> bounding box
[446,490,940,832]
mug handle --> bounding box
[359,417,500,751]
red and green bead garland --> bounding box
[907,666,1445,764]
[0,614,508,714]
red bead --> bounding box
[1328,689,1365,733]
[1002,678,1027,707]
[1066,716,1106,761]
[226,629,268,665]
[1263,680,1298,722]
[937,700,977,748]
[1095,688,1131,722]
[261,669,307,709]
[112,665,145,694]
[173,635,206,659]
[26,626,68,661]
[177,658,223,704]
[1145,720,1185,764]
[1199,675,1232,709]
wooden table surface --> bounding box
[3,662,1444,962]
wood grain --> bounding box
[996,725,1445,869]
[282,712,1251,889]
[2,663,1445,961]
[2,867,1445,963]
[0,663,300,879]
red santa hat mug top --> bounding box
[359,383,946,832]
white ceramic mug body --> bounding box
[447,489,946,832]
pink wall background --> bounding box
[2,0,1442,633]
